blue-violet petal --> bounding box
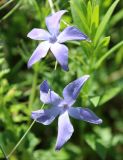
[40,80,62,105]
[58,26,88,43]
[27,28,51,41]
[50,43,69,71]
[27,41,50,68]
[69,107,102,124]
[55,111,74,150]
[45,10,67,35]
[31,107,60,125]
[63,75,90,105]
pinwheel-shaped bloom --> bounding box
[31,75,102,150]
[27,10,88,71]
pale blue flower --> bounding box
[27,10,88,71]
[31,75,102,150]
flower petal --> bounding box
[40,80,62,105]
[27,41,50,68]
[57,26,88,43]
[31,107,60,125]
[50,43,68,71]
[55,111,74,150]
[69,107,102,124]
[27,28,50,40]
[63,75,90,105]
[45,10,67,35]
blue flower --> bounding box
[31,75,102,150]
[27,10,88,71]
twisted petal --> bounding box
[50,43,68,71]
[45,10,67,35]
[40,80,62,105]
[57,26,88,43]
[69,107,102,124]
[55,111,74,150]
[31,107,60,125]
[27,41,51,68]
[63,75,90,105]
[27,28,50,40]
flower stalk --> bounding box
[0,144,8,160]
[7,104,44,158]
[48,0,55,13]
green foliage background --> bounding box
[0,0,123,159]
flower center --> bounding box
[58,101,70,112]
[61,103,69,112]
[49,35,57,43]
[63,104,68,109]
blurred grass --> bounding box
[0,0,123,160]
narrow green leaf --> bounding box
[94,0,120,46]
[85,134,107,160]
[100,36,110,47]
[96,40,123,68]
[85,134,96,150]
[115,46,123,64]
[95,142,107,160]
[94,36,110,56]
[0,69,10,78]
[70,0,90,34]
[110,9,123,27]
[90,96,100,107]
[99,87,122,105]
[87,1,92,27]
[91,4,99,29]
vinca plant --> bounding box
[0,0,123,160]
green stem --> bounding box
[54,61,58,70]
[7,121,35,158]
[0,144,8,160]
[48,0,55,13]
[61,19,69,26]
[7,104,45,159]
[0,0,21,22]
[0,0,14,10]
